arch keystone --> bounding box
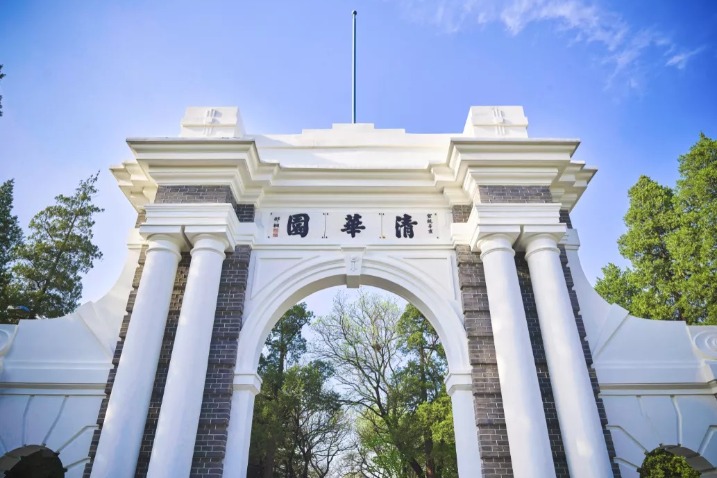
[341,246,366,288]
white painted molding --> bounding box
[692,329,717,360]
[141,203,245,250]
[449,137,595,211]
[691,328,717,378]
[110,161,158,211]
[237,249,470,374]
[451,203,565,251]
[233,372,262,395]
[112,106,596,213]
[445,371,473,395]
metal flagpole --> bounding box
[352,10,357,124]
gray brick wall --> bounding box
[456,244,514,477]
[155,185,237,206]
[559,209,572,229]
[155,184,255,225]
[478,185,552,203]
[452,204,473,223]
[235,204,255,223]
[191,245,250,477]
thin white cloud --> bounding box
[666,46,706,70]
[397,0,704,90]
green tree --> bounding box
[0,179,23,323]
[250,303,314,478]
[596,134,717,324]
[638,448,700,478]
[312,292,457,478]
[275,361,350,478]
[394,304,455,478]
[11,173,103,318]
[249,302,351,478]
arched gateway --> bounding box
[87,105,613,478]
[5,105,717,478]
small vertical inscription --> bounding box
[271,215,280,238]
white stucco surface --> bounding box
[565,229,717,476]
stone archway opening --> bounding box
[226,261,482,478]
[0,445,65,478]
[245,285,461,478]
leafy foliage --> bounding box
[250,294,459,478]
[638,448,700,478]
[0,180,23,322]
[312,293,457,478]
[249,303,351,478]
[596,134,717,324]
[10,173,103,319]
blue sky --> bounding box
[1,0,716,307]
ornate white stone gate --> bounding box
[2,105,717,478]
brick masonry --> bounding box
[190,245,250,477]
[478,185,553,204]
[155,185,237,206]
[85,187,253,478]
[451,204,473,223]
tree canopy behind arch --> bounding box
[311,292,457,478]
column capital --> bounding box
[234,372,262,395]
[145,233,185,260]
[476,233,518,260]
[521,229,566,259]
[140,203,244,251]
[188,233,230,259]
[445,371,473,396]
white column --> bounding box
[524,233,613,477]
[478,234,556,477]
[445,372,483,478]
[91,234,184,478]
[223,373,262,478]
[147,234,230,478]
